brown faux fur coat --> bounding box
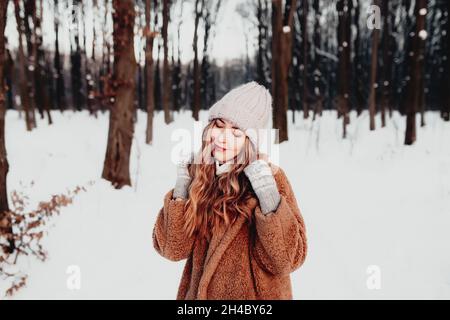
[152,163,308,300]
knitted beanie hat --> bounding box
[207,81,272,150]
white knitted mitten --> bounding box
[243,159,281,214]
[173,154,193,199]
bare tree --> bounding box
[368,0,380,131]
[336,0,352,138]
[172,2,185,113]
[203,0,222,107]
[444,1,450,121]
[311,0,324,120]
[192,0,204,121]
[353,0,366,116]
[145,0,158,144]
[162,0,172,124]
[70,0,84,111]
[1,0,14,254]
[99,0,114,113]
[53,0,67,112]
[271,0,297,143]
[14,0,36,131]
[256,0,271,88]
[81,0,95,116]
[404,0,427,145]
[34,0,52,124]
[102,0,137,188]
[301,0,309,120]
[379,0,393,127]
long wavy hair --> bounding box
[182,119,260,242]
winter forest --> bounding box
[0,0,449,299]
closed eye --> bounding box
[215,119,225,128]
[233,128,244,137]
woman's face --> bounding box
[210,118,246,164]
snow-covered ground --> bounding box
[2,109,450,299]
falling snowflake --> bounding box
[418,30,427,40]
[419,8,427,16]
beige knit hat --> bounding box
[207,81,272,150]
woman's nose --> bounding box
[217,130,226,143]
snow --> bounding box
[2,109,450,299]
[419,30,428,40]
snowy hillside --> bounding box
[2,109,450,299]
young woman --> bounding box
[152,81,308,300]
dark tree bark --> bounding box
[311,0,323,120]
[202,0,221,111]
[145,0,157,144]
[99,0,114,113]
[154,39,162,112]
[14,0,36,131]
[444,0,450,121]
[336,0,352,138]
[192,0,204,121]
[53,0,67,112]
[81,0,94,116]
[404,0,427,145]
[102,0,137,188]
[379,0,392,127]
[34,0,52,124]
[271,0,297,143]
[0,0,14,254]
[353,0,364,116]
[368,0,380,131]
[301,0,309,119]
[23,0,39,118]
[256,0,265,86]
[162,0,172,124]
[70,0,84,111]
[172,12,183,113]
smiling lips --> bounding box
[214,144,227,152]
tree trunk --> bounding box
[271,0,297,143]
[405,0,426,145]
[0,0,15,254]
[301,0,309,119]
[336,0,352,138]
[445,0,450,121]
[53,0,67,112]
[162,0,172,124]
[145,0,156,144]
[34,0,52,124]
[14,0,36,131]
[312,0,323,119]
[192,0,204,121]
[102,0,137,188]
[380,0,393,127]
[368,0,380,131]
[354,0,364,116]
[256,0,265,86]
[70,0,83,111]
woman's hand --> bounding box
[243,158,281,215]
[173,153,193,200]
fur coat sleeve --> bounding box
[251,165,308,276]
[152,188,195,261]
